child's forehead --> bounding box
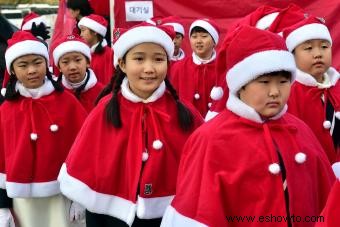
[61,51,86,58]
[14,54,45,62]
[300,39,331,45]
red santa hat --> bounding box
[78,14,108,37]
[189,18,220,44]
[226,26,296,95]
[283,16,332,52]
[52,34,91,66]
[5,30,49,74]
[161,16,185,36]
[21,12,46,31]
[113,23,174,67]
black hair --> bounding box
[4,65,63,101]
[93,34,104,54]
[260,70,292,80]
[99,59,194,130]
[66,0,94,18]
[190,26,209,36]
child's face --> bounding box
[119,42,168,99]
[190,31,215,59]
[12,54,46,89]
[80,26,98,46]
[58,52,89,83]
[173,33,183,53]
[239,72,291,119]
[294,39,332,80]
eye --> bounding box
[258,80,269,84]
[155,56,166,62]
[280,79,289,84]
[133,57,143,62]
[303,46,312,51]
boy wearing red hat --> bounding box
[170,18,221,117]
[161,26,334,227]
[284,16,340,163]
[78,14,114,85]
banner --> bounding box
[113,0,340,70]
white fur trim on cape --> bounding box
[295,67,339,87]
[53,40,91,66]
[286,23,332,52]
[171,49,185,61]
[192,50,216,65]
[16,78,54,99]
[5,40,49,74]
[121,77,166,103]
[161,205,208,227]
[190,20,219,44]
[226,50,296,94]
[90,39,108,53]
[78,17,107,37]
[62,69,97,91]
[136,195,174,219]
[332,162,340,179]
[113,26,174,66]
[22,16,46,31]
[204,110,219,122]
[226,94,287,123]
[163,23,185,36]
[0,173,6,189]
[58,164,136,226]
[6,180,60,198]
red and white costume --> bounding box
[58,78,203,226]
[90,43,114,85]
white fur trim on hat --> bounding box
[285,23,332,52]
[78,17,107,37]
[255,12,279,30]
[53,40,91,66]
[5,40,49,74]
[22,16,46,31]
[190,20,219,44]
[163,22,185,36]
[226,50,296,94]
[113,26,174,67]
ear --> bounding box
[118,58,126,73]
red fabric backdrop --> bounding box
[113,0,340,70]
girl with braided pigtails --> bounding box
[58,23,204,227]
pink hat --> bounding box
[78,14,108,37]
[113,23,174,67]
[5,31,49,74]
[283,16,332,52]
[52,34,91,66]
[189,18,220,44]
[226,26,296,95]
[21,12,46,31]
[161,16,185,36]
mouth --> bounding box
[266,101,280,107]
[27,76,40,81]
[140,76,157,81]
[313,61,324,67]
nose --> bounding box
[143,60,155,74]
[313,48,322,59]
[268,83,280,98]
[27,64,37,74]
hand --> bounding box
[69,201,85,222]
[0,208,15,227]
[31,22,50,40]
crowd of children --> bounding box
[0,1,339,226]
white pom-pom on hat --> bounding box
[335,112,340,120]
[194,93,200,100]
[1,88,6,96]
[295,152,306,164]
[323,120,331,129]
[50,124,59,132]
[152,139,163,150]
[210,86,224,100]
[30,133,38,141]
[268,163,281,175]
[142,152,149,162]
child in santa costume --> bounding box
[0,31,88,227]
[161,16,186,64]
[78,14,114,85]
[205,3,306,121]
[284,16,340,163]
[58,23,204,227]
[160,26,334,227]
[170,18,220,117]
[53,34,104,113]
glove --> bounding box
[31,22,50,40]
[0,208,15,227]
[69,201,85,222]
